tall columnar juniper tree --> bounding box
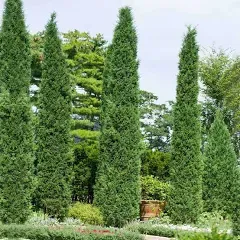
[169,27,203,224]
[0,0,34,223]
[37,13,72,220]
[30,31,107,203]
[94,7,141,227]
[203,110,238,215]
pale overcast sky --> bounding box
[0,0,240,103]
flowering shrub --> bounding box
[27,214,82,226]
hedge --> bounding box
[0,225,143,240]
[125,222,240,239]
[125,222,177,238]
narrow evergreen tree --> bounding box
[37,13,72,220]
[0,0,31,94]
[169,27,203,223]
[203,110,238,215]
[0,0,34,223]
[94,7,141,227]
[30,31,107,202]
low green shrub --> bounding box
[27,215,82,226]
[177,227,237,240]
[141,175,170,201]
[68,202,103,225]
[0,224,143,240]
[196,212,231,231]
[125,222,177,238]
[125,222,239,239]
[148,213,172,224]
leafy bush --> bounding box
[0,224,143,240]
[68,202,103,225]
[141,150,170,180]
[196,212,231,231]
[148,212,172,224]
[141,175,170,201]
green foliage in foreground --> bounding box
[0,225,143,240]
[125,222,238,239]
[125,222,177,238]
[177,227,237,240]
[68,202,103,225]
[196,211,232,231]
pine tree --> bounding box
[203,110,238,214]
[36,13,72,220]
[169,27,203,223]
[0,0,34,223]
[62,31,106,202]
[94,7,141,227]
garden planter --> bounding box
[140,200,166,221]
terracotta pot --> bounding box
[140,200,166,221]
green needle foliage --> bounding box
[0,0,31,94]
[30,31,106,203]
[63,31,106,202]
[94,7,141,227]
[169,26,203,224]
[0,0,34,223]
[36,13,72,220]
[203,110,238,215]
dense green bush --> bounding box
[141,175,170,201]
[68,202,103,225]
[0,224,143,240]
[141,150,170,180]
